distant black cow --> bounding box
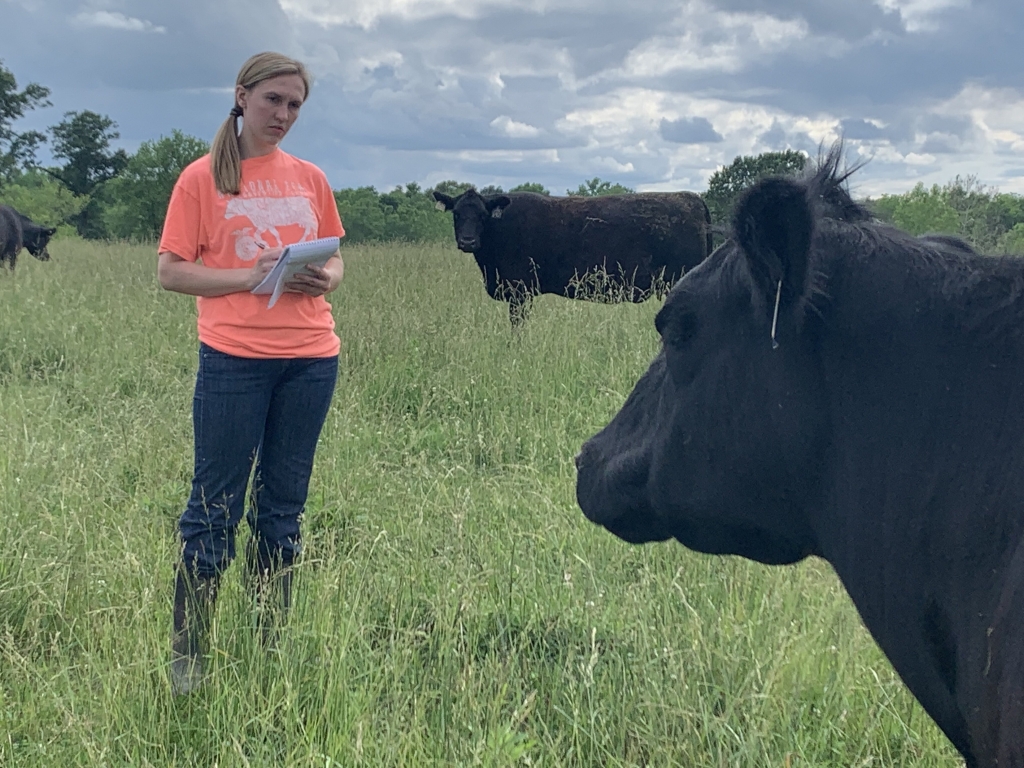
[0,204,55,271]
[432,189,713,326]
[576,145,1024,766]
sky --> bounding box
[3,0,1022,198]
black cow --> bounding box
[0,204,55,271]
[432,188,713,326]
[576,145,1024,765]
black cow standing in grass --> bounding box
[0,204,56,271]
[576,145,1024,766]
[432,189,713,326]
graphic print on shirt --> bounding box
[223,178,318,261]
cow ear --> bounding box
[433,191,455,211]
[486,195,511,219]
[733,177,813,309]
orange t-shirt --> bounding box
[158,149,345,359]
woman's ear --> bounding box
[235,84,248,111]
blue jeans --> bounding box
[179,343,338,577]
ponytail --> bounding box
[211,107,244,195]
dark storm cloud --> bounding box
[458,4,682,81]
[839,118,888,141]
[660,117,723,144]
[614,2,1018,118]
[757,119,820,155]
[919,133,965,154]
[4,0,297,91]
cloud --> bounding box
[660,117,723,144]
[756,119,823,155]
[593,156,635,173]
[73,10,166,33]
[860,144,937,167]
[490,115,541,138]
[839,118,887,141]
[903,151,938,166]
[874,0,970,32]
[280,0,477,28]
[448,148,560,163]
[918,133,963,154]
[1,0,1022,197]
[617,2,809,78]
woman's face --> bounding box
[236,74,306,154]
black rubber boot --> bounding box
[246,540,293,649]
[170,567,219,696]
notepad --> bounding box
[251,236,340,308]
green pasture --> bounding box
[0,240,961,766]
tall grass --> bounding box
[0,240,961,766]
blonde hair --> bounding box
[211,52,311,195]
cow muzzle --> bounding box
[576,443,650,523]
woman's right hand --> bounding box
[248,246,283,290]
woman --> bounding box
[157,51,345,695]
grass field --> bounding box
[0,239,962,766]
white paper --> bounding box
[251,236,340,308]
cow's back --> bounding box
[478,192,711,300]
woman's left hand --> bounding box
[284,255,344,297]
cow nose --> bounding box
[574,451,583,470]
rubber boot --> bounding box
[246,540,293,650]
[170,567,219,696]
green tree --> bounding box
[509,182,550,195]
[335,183,455,245]
[703,150,808,226]
[104,130,208,240]
[0,60,51,189]
[431,179,474,199]
[49,110,129,238]
[568,177,634,196]
[479,184,505,196]
[379,182,451,242]
[868,179,1024,251]
[334,186,388,243]
[1001,223,1024,255]
[49,110,128,196]
[0,168,86,235]
[991,193,1024,234]
[871,183,960,236]
[938,177,1024,252]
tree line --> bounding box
[704,150,1024,254]
[2,60,1022,253]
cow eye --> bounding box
[656,309,698,347]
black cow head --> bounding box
[576,173,832,565]
[433,188,512,252]
[21,222,56,262]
